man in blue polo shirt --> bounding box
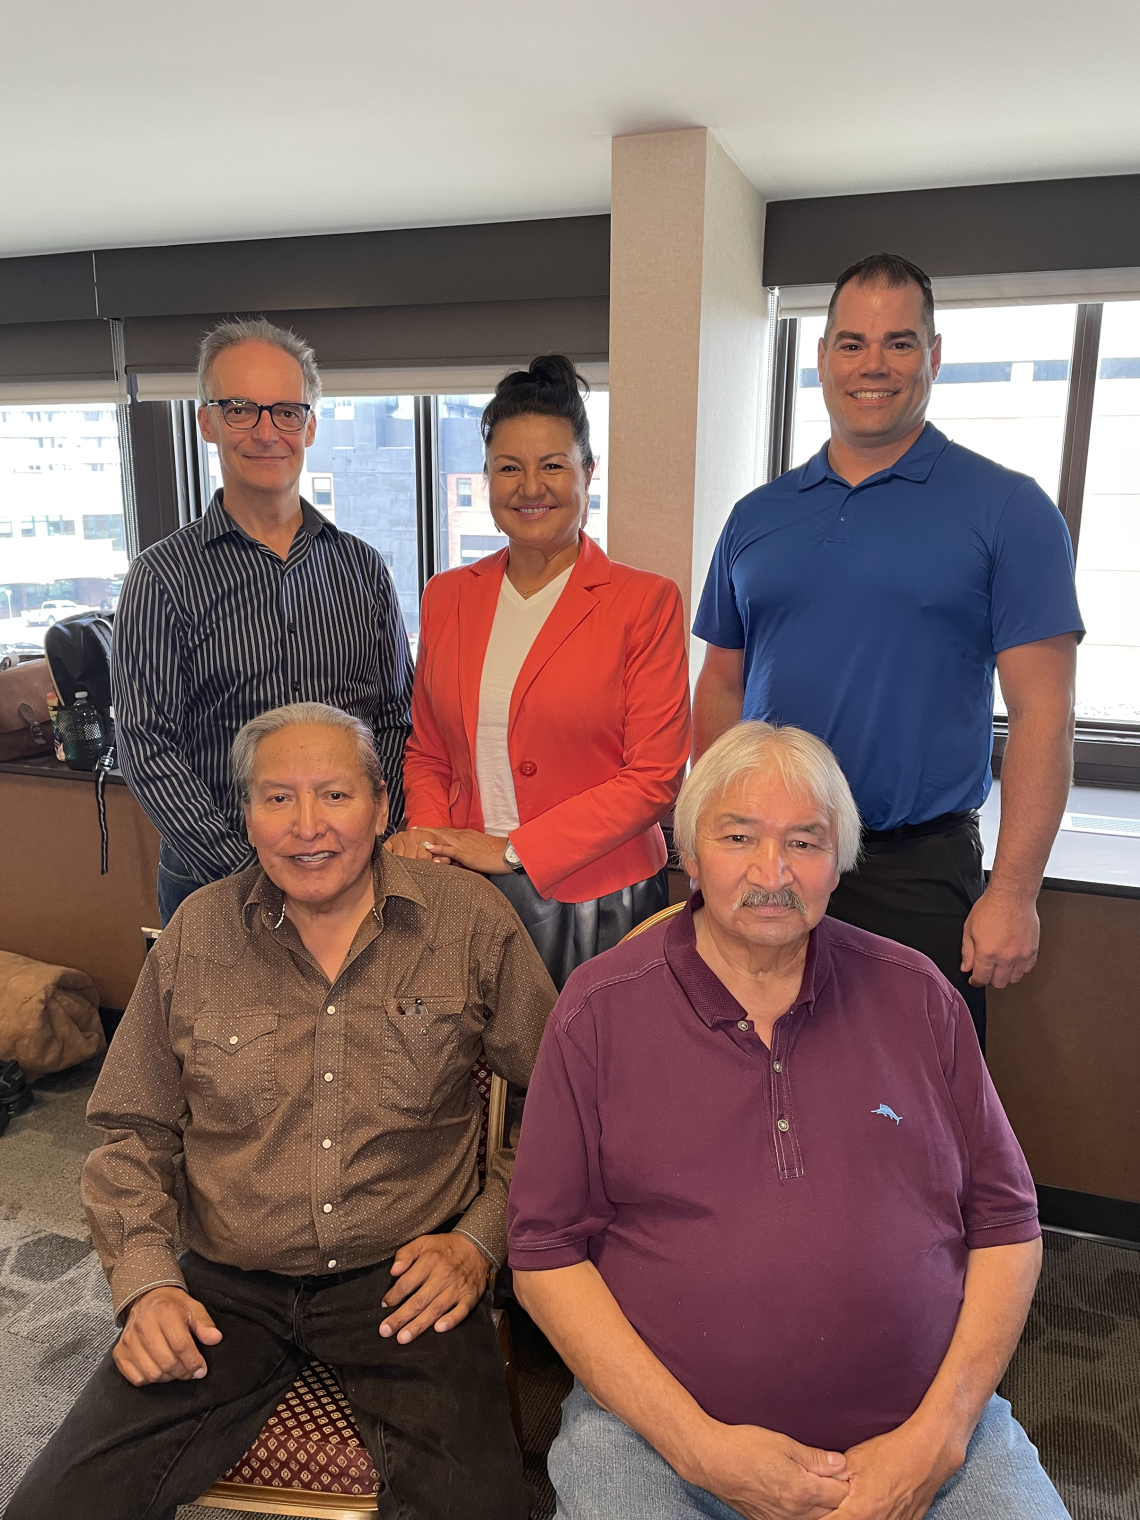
[693,252,1083,1044]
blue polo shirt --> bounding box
[693,425,1083,830]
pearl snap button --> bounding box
[322,1138,331,1149]
[777,1118,790,1132]
[328,1259,337,1268]
[324,1072,334,1082]
[323,1203,333,1213]
[229,1036,238,1045]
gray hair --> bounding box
[198,317,323,406]
[675,721,862,874]
[232,703,385,807]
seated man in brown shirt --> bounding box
[6,702,555,1520]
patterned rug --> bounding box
[1,1058,1136,1520]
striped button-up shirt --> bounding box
[113,492,414,884]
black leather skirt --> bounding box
[488,867,670,991]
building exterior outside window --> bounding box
[0,404,127,646]
[435,391,609,574]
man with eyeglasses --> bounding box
[113,317,414,923]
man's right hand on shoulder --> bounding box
[687,1420,849,1520]
[113,1286,223,1386]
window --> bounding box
[781,296,1140,744]
[0,518,12,537]
[199,385,609,650]
[436,390,609,572]
[1074,300,1140,723]
[790,304,1076,502]
[0,403,128,635]
[303,397,419,637]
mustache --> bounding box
[734,887,807,914]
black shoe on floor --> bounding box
[0,1059,32,1119]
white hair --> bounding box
[198,317,322,406]
[675,721,862,873]
[232,703,385,807]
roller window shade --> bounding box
[0,319,119,397]
[124,297,610,388]
[777,266,1140,319]
[135,361,610,403]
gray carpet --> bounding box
[1,1056,1137,1519]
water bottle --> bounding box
[57,688,110,772]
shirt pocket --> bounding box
[187,1009,280,1130]
[381,997,470,1119]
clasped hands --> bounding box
[384,826,513,875]
[112,1231,489,1386]
[689,1410,965,1520]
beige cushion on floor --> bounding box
[0,950,105,1080]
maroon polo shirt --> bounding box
[508,899,1039,1451]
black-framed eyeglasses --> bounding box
[206,398,313,432]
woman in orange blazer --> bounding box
[387,356,690,987]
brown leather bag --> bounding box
[0,657,57,761]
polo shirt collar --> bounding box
[664,893,835,1027]
[798,422,950,493]
[202,489,336,545]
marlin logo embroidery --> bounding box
[873,1104,902,1125]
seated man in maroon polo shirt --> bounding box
[508,721,1069,1520]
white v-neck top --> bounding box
[475,565,574,835]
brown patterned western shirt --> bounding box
[82,849,556,1318]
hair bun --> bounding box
[481,353,595,468]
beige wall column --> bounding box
[606,128,768,649]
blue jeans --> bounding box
[549,1382,1071,1520]
[156,840,212,927]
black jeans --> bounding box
[4,1250,530,1520]
[826,811,988,1049]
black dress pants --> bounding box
[826,811,988,1050]
[4,1250,530,1520]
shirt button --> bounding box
[328,1259,337,1268]
[773,1061,782,1072]
[323,1071,334,1082]
[322,1138,331,1148]
[323,1203,333,1213]
[287,622,297,633]
[777,1118,790,1132]
[737,1020,749,1031]
[327,1005,336,1015]
[229,1036,238,1045]
[518,760,537,777]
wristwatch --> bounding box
[503,841,526,874]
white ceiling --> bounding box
[2,0,1138,258]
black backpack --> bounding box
[44,612,114,729]
[44,612,117,872]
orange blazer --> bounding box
[404,534,691,904]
